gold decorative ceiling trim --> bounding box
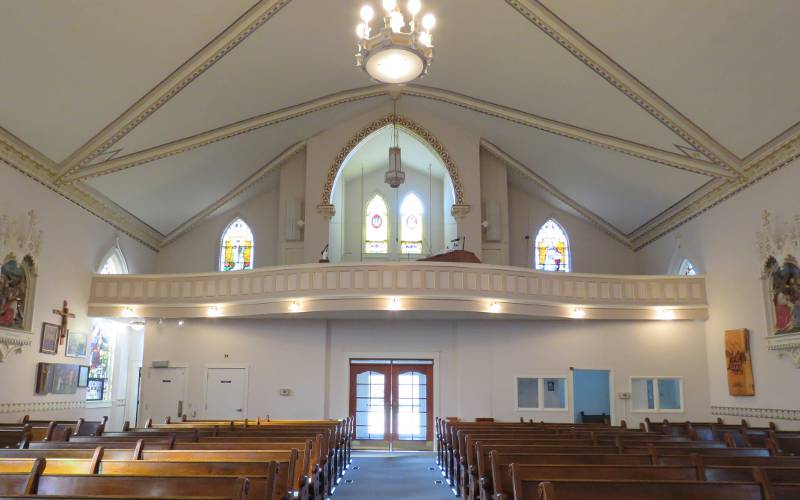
[0,136,162,251]
[742,121,800,168]
[402,86,735,179]
[631,134,800,250]
[481,140,631,248]
[54,0,294,183]
[161,142,306,247]
[67,85,733,183]
[321,113,465,206]
[504,0,744,176]
[63,87,388,183]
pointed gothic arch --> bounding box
[219,217,255,272]
[98,241,129,275]
[534,218,571,272]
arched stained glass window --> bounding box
[678,258,697,276]
[400,193,424,254]
[534,219,570,272]
[99,247,128,275]
[220,218,254,272]
[365,194,389,254]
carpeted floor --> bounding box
[333,451,453,499]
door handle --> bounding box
[177,400,183,417]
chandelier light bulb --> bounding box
[382,0,397,12]
[408,0,422,16]
[360,5,374,22]
[422,13,436,31]
[389,10,405,33]
[418,31,432,47]
[356,23,366,38]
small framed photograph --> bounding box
[65,331,88,358]
[40,323,60,355]
[86,378,105,401]
[78,366,89,387]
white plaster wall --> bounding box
[637,159,800,430]
[0,167,156,427]
[142,319,327,420]
[157,186,280,273]
[140,317,710,428]
[508,184,637,274]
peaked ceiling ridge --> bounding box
[480,139,631,248]
[161,141,306,247]
[504,0,744,177]
[54,0,295,183]
[65,84,731,184]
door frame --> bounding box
[343,351,440,446]
[202,363,250,419]
[569,367,616,425]
[138,363,190,424]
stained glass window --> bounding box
[99,248,128,275]
[365,194,389,254]
[400,193,424,254]
[678,258,697,276]
[87,321,115,401]
[534,219,570,272]
[219,218,254,272]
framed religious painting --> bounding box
[65,331,88,358]
[725,329,755,396]
[50,363,80,394]
[35,362,53,394]
[0,253,37,333]
[40,323,60,354]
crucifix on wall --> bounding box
[52,300,76,344]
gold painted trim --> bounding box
[55,0,294,182]
[320,113,465,205]
[504,0,743,176]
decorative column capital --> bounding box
[450,204,471,221]
[316,203,336,220]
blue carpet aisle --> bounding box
[333,451,453,499]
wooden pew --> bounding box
[0,428,30,450]
[531,479,771,500]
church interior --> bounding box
[1,1,800,498]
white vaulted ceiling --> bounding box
[1,0,798,251]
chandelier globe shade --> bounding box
[355,1,435,84]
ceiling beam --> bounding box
[64,85,733,183]
[405,85,736,179]
[481,140,632,248]
[504,0,745,177]
[54,0,294,184]
[62,86,388,183]
[161,142,306,247]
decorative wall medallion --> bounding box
[757,211,800,366]
[321,114,465,206]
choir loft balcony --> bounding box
[88,262,708,322]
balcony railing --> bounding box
[88,261,707,321]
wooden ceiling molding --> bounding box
[504,0,744,177]
[481,140,631,248]
[54,0,294,184]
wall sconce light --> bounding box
[207,306,222,317]
[388,297,401,310]
[657,308,675,320]
[178,320,185,327]
[297,220,305,229]
[488,301,502,313]
[288,301,301,313]
[481,220,489,229]
[572,307,586,319]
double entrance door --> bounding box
[349,359,433,451]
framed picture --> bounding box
[40,323,60,354]
[86,378,105,401]
[35,362,52,394]
[725,329,755,396]
[50,363,80,394]
[78,365,89,387]
[65,331,88,358]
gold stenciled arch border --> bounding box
[321,114,465,206]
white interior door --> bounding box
[139,367,187,424]
[205,368,247,419]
